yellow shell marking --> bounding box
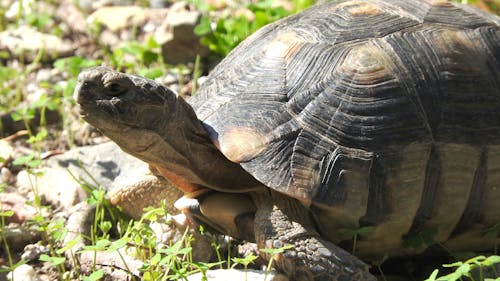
[217,127,267,163]
[336,0,383,16]
[264,31,304,60]
[340,43,392,79]
[426,0,453,7]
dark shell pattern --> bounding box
[189,0,500,257]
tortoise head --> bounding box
[74,66,177,135]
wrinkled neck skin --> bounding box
[106,96,263,194]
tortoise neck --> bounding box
[122,96,263,193]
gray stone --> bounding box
[150,0,169,8]
[21,243,50,262]
[3,225,40,251]
[154,10,209,64]
[45,141,148,191]
[0,26,73,61]
[16,142,149,211]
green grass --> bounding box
[193,0,314,56]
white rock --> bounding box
[0,139,14,163]
[0,26,73,61]
[6,0,34,20]
[16,168,87,211]
[187,269,288,281]
[7,264,40,281]
[88,6,148,32]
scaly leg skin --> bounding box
[109,172,183,219]
[253,190,376,281]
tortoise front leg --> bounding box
[253,191,375,281]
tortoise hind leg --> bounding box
[253,190,375,281]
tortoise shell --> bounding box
[189,0,500,256]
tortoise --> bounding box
[74,0,500,280]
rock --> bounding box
[154,10,210,64]
[63,202,95,262]
[85,4,208,64]
[79,250,143,280]
[56,0,87,33]
[0,192,37,224]
[187,269,289,281]
[0,26,73,61]
[46,141,149,191]
[0,139,14,164]
[97,29,121,46]
[150,0,169,8]
[1,167,14,184]
[16,142,152,211]
[78,0,135,11]
[238,242,262,260]
[7,264,40,281]
[17,168,87,211]
[3,225,40,251]
[21,243,50,262]
[150,216,217,262]
[5,0,35,20]
[88,6,148,32]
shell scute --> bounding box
[190,0,500,209]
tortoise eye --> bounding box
[106,82,124,96]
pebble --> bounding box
[0,139,14,164]
[0,192,37,224]
[7,264,40,281]
[3,225,40,251]
[21,243,50,262]
[1,167,14,184]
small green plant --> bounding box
[338,225,374,254]
[426,255,500,281]
[109,36,165,78]
[81,269,104,281]
[194,0,314,56]
[0,65,21,121]
[403,227,439,249]
[483,224,500,254]
[232,254,259,281]
[260,244,294,281]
